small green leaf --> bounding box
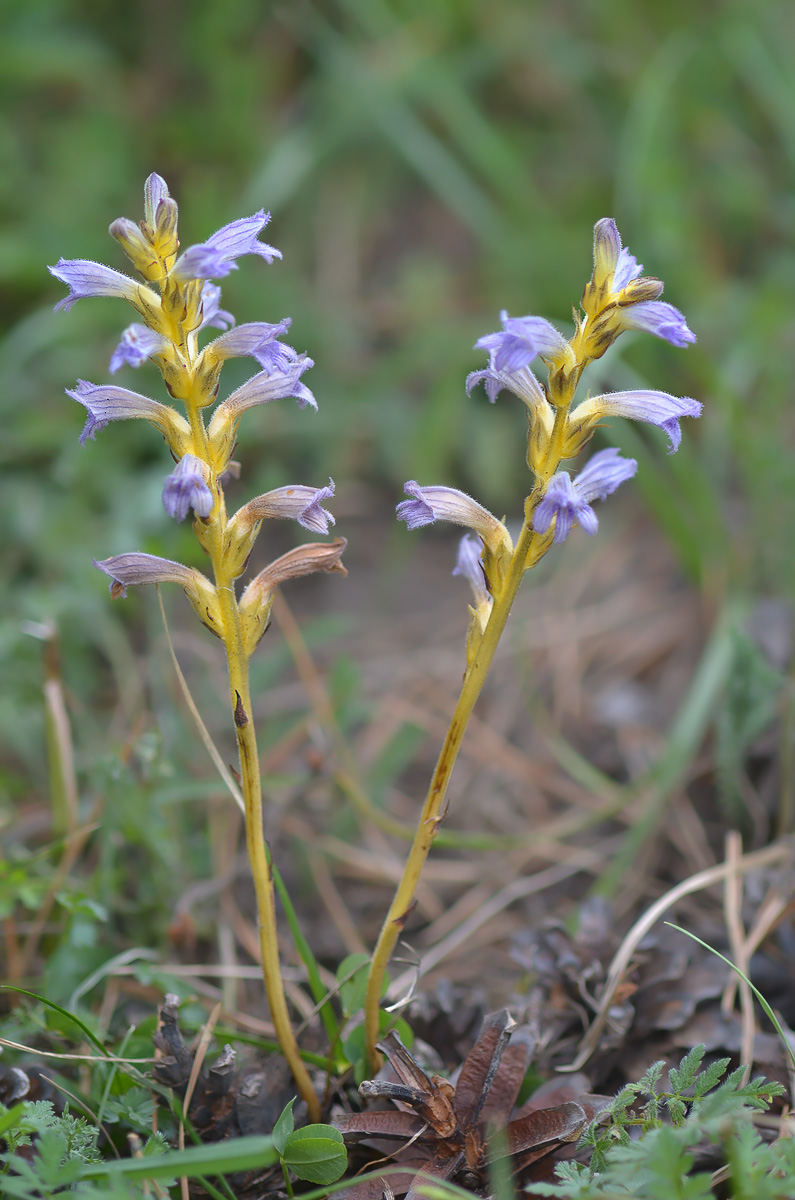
[282,1125,347,1185]
[272,1097,295,1156]
[336,953,372,1018]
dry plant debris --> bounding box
[333,1009,608,1199]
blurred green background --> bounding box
[2,0,795,809]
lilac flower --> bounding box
[616,301,696,348]
[48,259,145,312]
[466,361,554,433]
[234,480,336,535]
[206,320,295,372]
[397,482,510,553]
[67,379,189,447]
[475,311,571,374]
[533,448,638,544]
[110,324,170,373]
[172,210,281,281]
[574,389,703,454]
[452,535,491,610]
[208,359,317,440]
[199,282,235,331]
[162,455,214,521]
[93,552,202,598]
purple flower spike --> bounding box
[172,210,281,281]
[48,259,142,312]
[576,389,702,454]
[475,311,570,374]
[162,454,214,522]
[452,535,491,609]
[237,480,336,535]
[619,300,696,348]
[110,324,170,373]
[93,552,197,598]
[199,282,235,331]
[533,448,637,544]
[67,379,188,446]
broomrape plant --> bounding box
[52,180,701,1117]
[362,217,700,1070]
[50,174,347,1121]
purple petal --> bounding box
[572,447,638,503]
[475,311,569,374]
[67,379,187,445]
[397,482,505,545]
[207,320,294,371]
[144,173,171,226]
[613,246,643,291]
[199,282,235,331]
[49,259,141,312]
[579,389,702,453]
[93,552,196,598]
[237,479,336,534]
[209,358,317,434]
[452,535,491,607]
[619,301,696,348]
[109,324,170,373]
[466,368,504,404]
[162,454,214,522]
[533,474,584,543]
[173,210,281,281]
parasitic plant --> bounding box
[363,218,701,1069]
[50,175,347,1120]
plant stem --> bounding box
[214,571,321,1120]
[363,518,538,1070]
[363,393,575,1072]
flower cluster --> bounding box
[50,174,346,640]
[397,218,700,651]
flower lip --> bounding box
[67,379,188,446]
[110,324,170,373]
[49,259,142,312]
[618,300,696,348]
[452,534,491,608]
[574,389,702,454]
[172,210,281,281]
[475,311,570,374]
[397,482,509,552]
[162,454,214,522]
[533,448,637,544]
[238,479,336,534]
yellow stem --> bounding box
[363,395,576,1072]
[214,568,320,1120]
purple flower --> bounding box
[172,210,281,281]
[67,379,189,447]
[475,311,571,374]
[397,482,509,553]
[617,300,696,348]
[206,320,295,372]
[533,448,638,544]
[234,479,336,535]
[208,359,317,439]
[110,324,170,373]
[466,361,554,432]
[93,552,200,598]
[574,389,703,454]
[162,455,214,521]
[48,259,144,312]
[199,282,235,331]
[452,535,491,609]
